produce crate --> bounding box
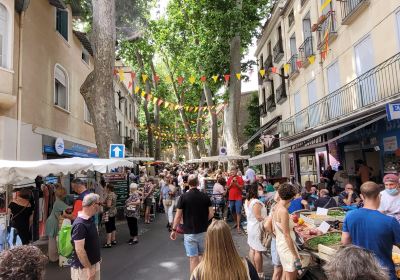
[300,212,337,227]
[303,232,342,251]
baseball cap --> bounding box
[383,174,399,183]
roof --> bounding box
[48,0,82,16]
[73,30,93,56]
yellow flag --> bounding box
[174,104,180,110]
[284,63,290,73]
[141,90,146,98]
[134,86,140,94]
[189,76,196,85]
[166,76,172,83]
[308,55,316,65]
[118,69,125,81]
[153,97,158,105]
[142,74,148,83]
[212,75,219,83]
[164,101,170,108]
[194,107,199,112]
[320,0,332,12]
[259,69,266,77]
[236,73,241,80]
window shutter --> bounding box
[61,10,68,40]
[55,66,67,85]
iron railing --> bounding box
[301,0,309,7]
[287,54,299,77]
[267,95,276,112]
[280,52,400,137]
[299,36,314,61]
[273,41,284,63]
[340,0,370,25]
[317,11,337,50]
[259,103,267,116]
[276,83,287,104]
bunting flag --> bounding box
[236,73,241,80]
[146,94,152,101]
[157,99,164,106]
[164,101,170,108]
[113,68,118,76]
[153,97,158,105]
[259,69,266,77]
[154,75,160,83]
[142,74,148,83]
[224,74,230,82]
[135,86,140,94]
[194,107,199,112]
[284,63,290,73]
[141,91,146,98]
[321,51,327,60]
[131,72,136,80]
[166,76,172,83]
[128,81,132,89]
[200,76,207,83]
[212,75,219,83]
[177,76,184,85]
[296,60,303,69]
[189,76,196,85]
[308,55,316,65]
[118,69,125,81]
[174,104,180,110]
[320,0,332,12]
[270,67,278,74]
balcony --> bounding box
[317,11,338,50]
[280,52,400,137]
[299,37,314,68]
[259,103,267,117]
[276,84,287,104]
[0,68,16,110]
[273,41,284,63]
[267,95,276,112]
[340,0,370,25]
[287,54,299,79]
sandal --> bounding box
[103,243,112,248]
[111,240,117,246]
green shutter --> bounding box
[56,9,68,41]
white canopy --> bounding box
[186,159,202,164]
[125,157,155,162]
[200,155,250,163]
[71,158,133,173]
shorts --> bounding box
[105,216,116,233]
[271,238,281,266]
[144,197,153,207]
[229,200,242,215]
[183,232,205,257]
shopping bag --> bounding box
[58,225,73,257]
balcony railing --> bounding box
[301,0,309,7]
[280,52,400,137]
[287,54,299,78]
[273,41,284,63]
[259,103,267,116]
[267,95,276,112]
[299,36,314,64]
[340,0,370,25]
[317,11,337,50]
[276,84,287,104]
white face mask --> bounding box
[258,191,264,196]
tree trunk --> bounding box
[135,50,154,157]
[196,91,207,156]
[203,84,218,156]
[150,60,161,160]
[80,0,119,158]
[224,0,242,157]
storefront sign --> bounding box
[383,136,398,152]
[55,138,65,155]
[386,103,400,121]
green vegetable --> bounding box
[328,210,345,217]
[304,232,342,251]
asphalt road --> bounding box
[44,214,273,280]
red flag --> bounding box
[321,51,327,60]
[271,67,277,73]
[154,75,160,83]
[131,72,136,80]
[224,74,230,82]
[157,99,164,106]
[146,94,152,101]
[296,60,303,69]
[128,81,132,89]
[177,76,184,85]
[200,76,206,83]
[113,68,118,76]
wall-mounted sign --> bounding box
[386,103,400,121]
[383,136,398,152]
[55,138,65,155]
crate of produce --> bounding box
[300,213,337,227]
[303,232,342,251]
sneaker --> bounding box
[128,239,134,245]
[103,243,112,248]
[132,240,139,244]
[111,240,117,246]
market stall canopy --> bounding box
[200,155,250,163]
[125,157,155,162]
[0,158,93,186]
[248,148,281,166]
[71,158,133,173]
[186,159,202,164]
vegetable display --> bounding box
[304,232,342,251]
[327,210,345,217]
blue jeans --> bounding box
[229,200,242,215]
[183,232,205,257]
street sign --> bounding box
[219,146,227,155]
[386,103,400,121]
[109,144,125,158]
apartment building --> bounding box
[0,0,140,160]
[250,0,400,185]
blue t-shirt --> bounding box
[288,197,303,214]
[343,208,400,280]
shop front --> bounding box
[42,135,98,159]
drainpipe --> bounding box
[16,11,25,160]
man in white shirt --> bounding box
[245,166,256,184]
[379,173,400,223]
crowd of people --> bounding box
[2,161,400,280]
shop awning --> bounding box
[248,147,281,166]
[71,158,133,173]
[240,116,281,149]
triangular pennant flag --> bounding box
[118,69,125,81]
[141,90,146,98]
[189,76,196,85]
[284,63,290,73]
[224,74,230,82]
[308,55,316,65]
[174,104,180,110]
[142,74,148,83]
[212,75,219,83]
[113,68,118,76]
[321,51,327,60]
[236,73,241,80]
[259,69,266,77]
[166,76,172,83]
[146,94,152,101]
[170,103,175,110]
[296,60,302,69]
[271,67,277,74]
[194,107,199,112]
[164,101,170,108]
[200,76,207,83]
[128,81,132,89]
[153,97,158,105]
[177,76,184,85]
[158,99,164,106]
[185,106,190,111]
[154,75,160,83]
[135,86,140,94]
[131,72,136,80]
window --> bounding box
[260,54,264,69]
[129,104,132,120]
[125,126,128,138]
[54,65,69,110]
[124,101,128,116]
[288,9,295,27]
[118,121,122,136]
[397,11,400,49]
[277,25,283,49]
[0,4,8,68]
[82,48,90,64]
[56,8,68,41]
[267,42,272,57]
[84,102,92,123]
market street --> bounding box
[44,216,273,280]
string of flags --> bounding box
[154,131,206,141]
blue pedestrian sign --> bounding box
[109,144,125,158]
[386,103,400,121]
